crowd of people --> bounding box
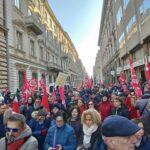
[0,81,150,150]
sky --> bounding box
[48,0,103,76]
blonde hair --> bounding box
[81,108,101,125]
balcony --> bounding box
[48,61,62,72]
[25,15,43,35]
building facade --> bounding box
[0,0,8,90]
[96,0,150,84]
[5,0,85,92]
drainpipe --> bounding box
[3,0,10,90]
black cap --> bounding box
[102,115,140,137]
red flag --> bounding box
[129,56,142,98]
[145,55,150,81]
[119,71,126,83]
[89,77,93,89]
[52,90,57,103]
[29,78,38,93]
[59,86,66,107]
[22,71,31,105]
[12,96,20,113]
[41,86,50,112]
[39,78,45,90]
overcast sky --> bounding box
[48,0,103,76]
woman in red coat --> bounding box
[125,89,138,119]
[98,94,112,121]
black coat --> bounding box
[67,117,83,146]
[111,105,130,119]
[82,125,102,150]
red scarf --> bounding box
[7,138,26,150]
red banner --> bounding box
[129,57,142,98]
[145,55,150,81]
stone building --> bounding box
[0,0,8,90]
[96,0,150,84]
[4,0,85,92]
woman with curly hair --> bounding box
[79,108,102,150]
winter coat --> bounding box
[29,118,50,150]
[44,123,77,150]
[99,101,112,121]
[136,136,150,150]
[81,125,102,150]
[20,104,34,123]
[135,99,150,117]
[67,117,83,146]
[111,105,130,119]
[125,95,138,119]
[79,105,86,116]
[0,125,38,150]
[0,115,5,139]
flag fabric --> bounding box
[12,96,20,113]
[119,71,126,83]
[52,90,57,103]
[89,77,93,89]
[39,78,50,112]
[144,55,150,81]
[129,57,142,98]
[29,78,38,93]
[22,71,31,105]
[41,86,50,112]
[59,86,66,107]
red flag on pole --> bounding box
[145,55,150,81]
[12,96,20,113]
[59,86,66,107]
[41,86,50,112]
[89,77,93,89]
[129,56,142,98]
[119,71,126,83]
[22,71,31,105]
[52,90,57,103]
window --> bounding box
[15,0,21,9]
[16,31,22,50]
[47,52,50,61]
[123,0,129,10]
[37,0,40,10]
[119,32,125,43]
[40,47,43,60]
[32,72,37,80]
[126,16,136,33]
[140,0,150,16]
[30,40,35,56]
[116,7,123,25]
[45,11,47,21]
[41,74,46,84]
[18,71,24,89]
[28,9,32,16]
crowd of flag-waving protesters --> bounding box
[0,79,150,150]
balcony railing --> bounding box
[48,61,62,71]
[25,14,43,35]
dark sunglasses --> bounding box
[5,127,20,132]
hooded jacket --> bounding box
[0,125,38,150]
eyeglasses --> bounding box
[5,127,20,132]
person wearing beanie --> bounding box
[100,115,140,150]
[29,108,50,150]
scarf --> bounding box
[83,124,98,148]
